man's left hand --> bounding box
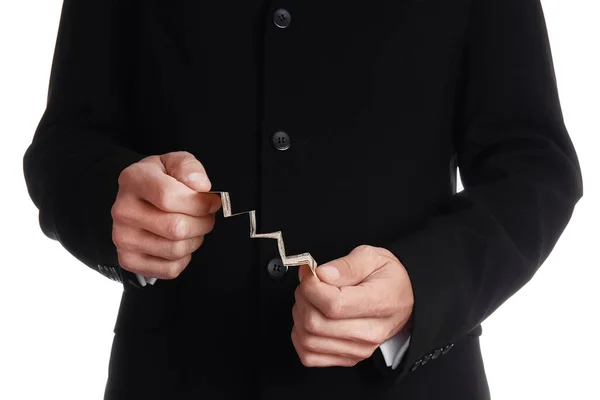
[292,245,414,367]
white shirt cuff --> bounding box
[379,329,412,370]
[135,274,157,286]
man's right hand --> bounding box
[111,151,221,280]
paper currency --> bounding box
[211,191,318,275]
[140,191,317,286]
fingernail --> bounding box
[187,172,211,187]
[318,265,340,280]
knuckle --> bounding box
[291,303,299,323]
[164,262,183,280]
[155,186,175,211]
[168,241,189,259]
[178,253,192,269]
[166,215,189,240]
[192,235,205,251]
[299,353,316,367]
[352,244,375,261]
[141,155,161,164]
[180,154,201,169]
[110,202,127,223]
[369,343,380,356]
[117,252,136,272]
[295,284,311,304]
[321,298,343,320]
[360,345,378,359]
[111,227,127,248]
[377,246,396,259]
[299,335,317,352]
[379,301,398,317]
[166,151,199,173]
[172,150,194,159]
[294,286,302,303]
[169,165,185,180]
[303,312,320,334]
[204,214,216,233]
[368,326,388,344]
[168,255,191,279]
[196,214,215,235]
[117,166,135,187]
[110,203,120,221]
[346,359,359,367]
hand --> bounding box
[292,245,414,367]
[111,151,221,280]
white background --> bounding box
[1,1,598,399]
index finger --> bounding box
[161,151,212,192]
[298,273,393,319]
[298,264,317,283]
[131,164,221,216]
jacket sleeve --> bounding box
[23,0,146,287]
[385,0,583,382]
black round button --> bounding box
[267,258,288,279]
[273,9,291,28]
[272,131,291,151]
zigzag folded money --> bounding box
[138,191,317,287]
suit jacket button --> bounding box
[410,359,422,372]
[421,353,432,365]
[267,258,288,279]
[273,9,291,28]
[272,131,291,150]
[442,343,454,354]
[110,267,121,282]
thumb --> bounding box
[316,245,384,287]
[160,151,212,192]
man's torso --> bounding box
[107,1,487,398]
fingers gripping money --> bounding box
[139,191,317,286]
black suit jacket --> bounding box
[23,0,583,399]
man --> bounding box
[23,0,583,399]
